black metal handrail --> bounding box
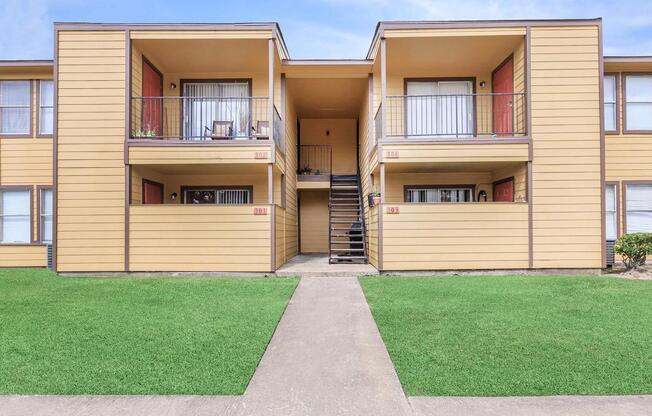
[383,92,527,138]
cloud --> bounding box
[0,0,52,59]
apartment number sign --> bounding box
[386,206,400,214]
[254,151,269,159]
[254,207,268,215]
[385,150,399,159]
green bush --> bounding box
[614,233,652,270]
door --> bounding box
[143,180,163,204]
[493,178,514,202]
[492,56,514,137]
[142,59,163,136]
[299,190,329,253]
[406,80,473,138]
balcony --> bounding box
[381,92,527,139]
[130,96,282,144]
[297,145,331,189]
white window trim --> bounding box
[39,187,53,244]
[604,74,618,133]
[625,183,652,234]
[624,74,652,133]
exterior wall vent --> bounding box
[605,240,615,267]
[46,244,53,269]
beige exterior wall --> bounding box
[282,77,299,262]
[381,142,529,164]
[1,71,53,267]
[300,119,357,175]
[129,204,271,272]
[298,189,329,253]
[381,203,529,270]
[603,63,652,238]
[56,30,127,272]
[529,25,602,268]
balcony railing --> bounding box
[298,145,331,176]
[130,96,280,143]
[383,93,527,139]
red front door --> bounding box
[143,181,163,204]
[142,59,163,136]
[494,178,514,202]
[492,56,514,137]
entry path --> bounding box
[231,275,412,416]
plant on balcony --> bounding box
[298,166,312,175]
[131,128,157,138]
[614,232,652,270]
[368,191,381,207]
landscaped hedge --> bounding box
[614,233,652,270]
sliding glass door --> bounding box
[406,80,473,138]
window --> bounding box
[0,189,31,243]
[182,187,252,204]
[0,80,31,135]
[40,188,53,243]
[182,81,250,139]
[604,74,617,132]
[605,184,617,240]
[405,186,474,203]
[625,184,652,233]
[406,80,474,138]
[39,81,54,135]
[624,74,652,131]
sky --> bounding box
[1,0,652,60]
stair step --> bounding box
[331,241,366,245]
[330,248,365,252]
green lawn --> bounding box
[361,275,652,396]
[0,268,297,395]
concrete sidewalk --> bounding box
[409,395,652,416]
[232,275,412,416]
[0,395,238,416]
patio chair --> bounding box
[204,120,233,140]
[252,120,270,140]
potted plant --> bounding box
[368,191,381,207]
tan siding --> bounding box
[381,142,529,163]
[299,190,329,253]
[128,145,272,165]
[283,82,298,262]
[56,30,126,271]
[382,203,529,270]
[367,205,379,267]
[300,119,357,175]
[275,206,285,269]
[129,204,271,272]
[530,25,602,268]
[0,245,47,267]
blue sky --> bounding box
[1,0,651,60]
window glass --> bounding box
[605,184,617,240]
[0,81,31,134]
[39,81,54,135]
[604,75,616,132]
[626,184,652,233]
[625,75,652,131]
[40,189,53,243]
[184,188,251,204]
[1,190,31,243]
[406,187,473,203]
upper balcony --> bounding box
[126,31,284,167]
[371,27,530,163]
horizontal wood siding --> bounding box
[56,30,126,271]
[530,25,602,268]
[275,205,285,269]
[283,85,298,262]
[381,142,529,163]
[129,204,271,272]
[367,205,379,267]
[128,145,272,164]
[0,245,47,267]
[381,203,529,270]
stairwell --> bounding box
[328,175,368,264]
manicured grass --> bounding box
[360,275,652,396]
[0,268,297,395]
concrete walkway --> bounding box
[232,275,412,416]
[409,395,652,416]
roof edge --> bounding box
[0,60,54,67]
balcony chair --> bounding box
[252,120,270,140]
[204,120,233,140]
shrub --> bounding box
[614,233,652,270]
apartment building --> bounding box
[1,18,651,273]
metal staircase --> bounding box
[328,175,367,264]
